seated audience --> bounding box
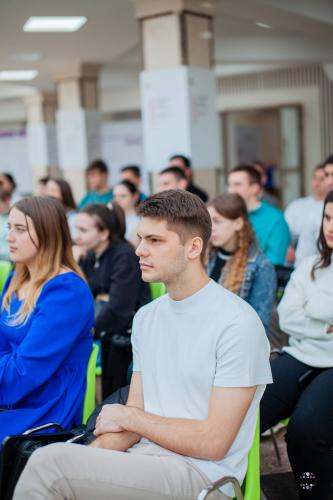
[169,154,208,202]
[261,190,333,500]
[45,178,78,240]
[0,186,11,261]
[0,172,20,205]
[113,180,141,246]
[79,159,113,209]
[74,203,150,337]
[14,190,271,500]
[207,193,276,332]
[285,164,327,266]
[157,166,188,192]
[120,165,147,201]
[228,164,290,265]
[0,196,94,444]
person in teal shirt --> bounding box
[228,164,290,265]
[79,159,113,209]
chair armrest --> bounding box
[197,475,244,500]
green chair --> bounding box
[0,260,12,293]
[82,343,99,424]
[197,415,260,500]
[149,282,167,300]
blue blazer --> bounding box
[0,272,94,443]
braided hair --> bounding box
[208,193,257,294]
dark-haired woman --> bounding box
[261,191,333,500]
[0,197,93,443]
[45,178,77,239]
[207,193,276,332]
[114,180,140,246]
[74,203,150,337]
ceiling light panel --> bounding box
[0,70,38,81]
[23,16,87,32]
[255,22,272,29]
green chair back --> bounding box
[82,343,98,424]
[242,414,260,500]
[0,260,12,293]
[149,282,167,300]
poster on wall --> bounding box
[101,119,148,191]
[0,129,32,194]
[140,66,221,171]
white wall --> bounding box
[217,86,321,195]
[0,129,32,194]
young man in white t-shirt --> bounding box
[14,190,272,500]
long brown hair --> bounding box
[311,190,333,279]
[208,193,256,293]
[2,196,85,324]
[81,203,127,245]
[49,178,76,211]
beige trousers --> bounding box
[13,441,230,500]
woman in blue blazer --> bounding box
[0,196,94,444]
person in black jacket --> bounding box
[74,203,151,396]
[74,203,150,337]
[169,154,209,202]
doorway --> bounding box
[220,105,304,208]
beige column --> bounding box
[24,92,58,191]
[55,63,101,201]
[135,0,221,197]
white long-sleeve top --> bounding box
[278,254,333,368]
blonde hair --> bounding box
[208,193,256,294]
[2,196,85,324]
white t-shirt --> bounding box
[131,279,272,496]
[285,196,323,266]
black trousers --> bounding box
[260,352,333,500]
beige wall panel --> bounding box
[192,167,217,199]
[185,14,211,68]
[57,80,81,110]
[63,168,86,202]
[142,14,182,69]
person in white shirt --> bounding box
[285,164,327,266]
[261,190,333,500]
[14,189,272,500]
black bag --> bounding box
[100,330,132,399]
[0,423,86,500]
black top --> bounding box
[187,182,208,203]
[80,242,151,336]
[209,248,232,282]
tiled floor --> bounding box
[260,428,300,499]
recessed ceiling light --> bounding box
[0,70,38,81]
[255,22,272,29]
[23,16,87,32]
[11,52,41,62]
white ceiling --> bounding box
[0,0,332,100]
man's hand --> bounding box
[327,325,333,334]
[94,404,135,436]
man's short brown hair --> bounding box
[229,164,262,186]
[136,189,212,264]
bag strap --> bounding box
[23,423,64,435]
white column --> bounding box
[24,92,58,190]
[56,63,101,201]
[135,0,221,195]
